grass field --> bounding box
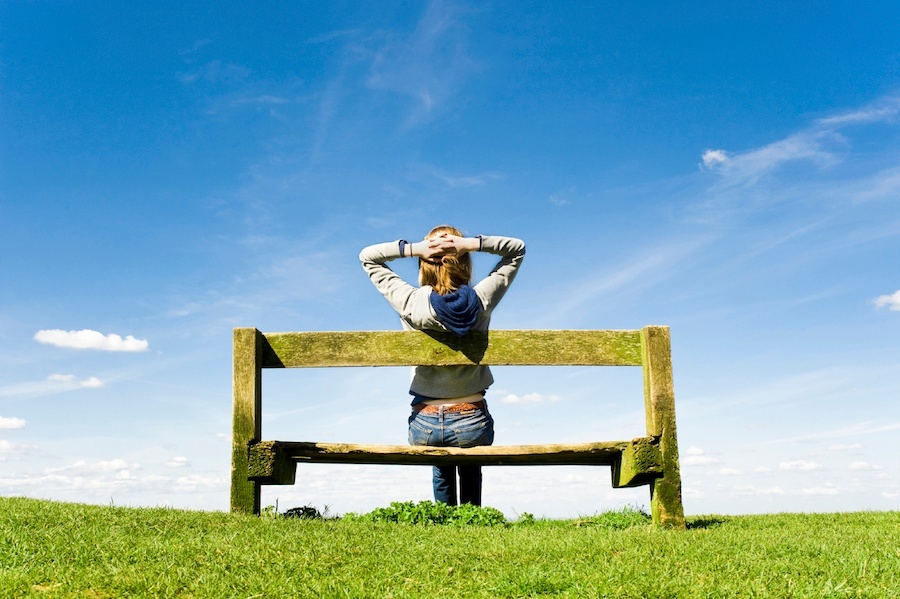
[1,496,898,598]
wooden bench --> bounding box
[231,326,686,528]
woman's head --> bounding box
[419,224,472,295]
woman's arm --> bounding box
[359,241,418,316]
[359,238,454,324]
[471,235,526,312]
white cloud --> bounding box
[779,459,822,471]
[731,485,785,496]
[0,439,38,457]
[166,456,191,468]
[682,446,720,466]
[80,377,105,388]
[46,459,138,474]
[828,443,863,451]
[716,467,743,476]
[874,290,900,311]
[0,416,26,429]
[701,149,729,169]
[848,461,883,471]
[499,393,562,404]
[0,462,225,501]
[800,484,840,496]
[34,329,149,352]
[48,374,105,388]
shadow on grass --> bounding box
[687,517,728,530]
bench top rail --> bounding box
[257,329,644,368]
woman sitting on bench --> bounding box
[360,226,526,506]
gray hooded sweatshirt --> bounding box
[359,235,525,403]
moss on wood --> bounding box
[261,329,642,368]
[612,437,663,488]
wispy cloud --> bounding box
[800,484,840,496]
[701,130,842,189]
[755,420,900,447]
[45,459,139,475]
[539,238,711,325]
[499,392,562,404]
[681,446,721,466]
[848,461,883,471]
[779,459,822,471]
[0,374,106,398]
[691,94,900,222]
[34,329,148,352]
[815,96,900,127]
[425,167,503,188]
[305,29,360,45]
[48,374,105,388]
[179,60,252,86]
[0,459,225,498]
[166,250,345,324]
[0,439,38,459]
[365,0,474,127]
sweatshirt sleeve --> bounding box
[359,241,439,329]
[473,235,526,312]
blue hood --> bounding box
[429,284,482,337]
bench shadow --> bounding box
[686,517,728,530]
[424,330,489,364]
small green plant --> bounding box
[343,500,507,526]
[283,505,329,520]
[516,512,537,525]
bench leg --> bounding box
[231,328,263,515]
[642,326,686,529]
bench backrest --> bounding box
[231,326,684,527]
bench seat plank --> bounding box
[248,437,663,488]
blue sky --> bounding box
[2,1,899,518]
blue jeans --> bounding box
[408,403,494,506]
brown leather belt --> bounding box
[413,400,485,414]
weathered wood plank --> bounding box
[247,440,296,485]
[641,325,686,529]
[261,329,643,368]
[247,439,661,474]
[230,328,263,514]
[611,436,663,488]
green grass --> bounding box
[1,497,898,598]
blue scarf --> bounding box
[429,284,482,337]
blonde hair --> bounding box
[419,225,472,295]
